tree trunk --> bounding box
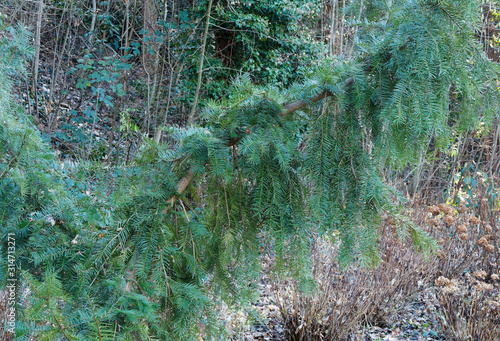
[329,0,337,56]
[143,0,158,134]
[339,0,346,55]
[187,0,214,125]
[90,0,97,46]
[32,0,44,123]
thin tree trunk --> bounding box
[153,0,171,144]
[143,0,158,135]
[330,0,337,55]
[154,74,173,144]
[116,0,131,163]
[339,0,345,55]
[143,0,158,64]
[122,0,130,49]
[32,0,44,123]
[320,0,324,41]
[187,0,213,125]
[90,0,97,46]
[49,1,73,130]
[108,99,120,165]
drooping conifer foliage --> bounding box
[1,0,499,339]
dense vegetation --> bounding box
[1,0,500,340]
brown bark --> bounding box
[339,0,346,55]
[280,77,354,116]
[143,0,158,133]
[142,0,158,69]
[281,90,331,116]
[32,0,44,123]
[329,0,337,55]
[161,171,195,214]
[90,0,97,46]
[188,0,214,125]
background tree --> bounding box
[0,0,325,161]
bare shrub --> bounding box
[413,168,500,278]
[273,223,435,341]
[415,174,500,341]
[417,202,495,278]
[267,172,500,340]
[435,272,500,340]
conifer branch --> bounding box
[162,170,195,214]
[169,77,356,202]
[226,76,355,147]
[280,77,354,116]
[128,171,195,293]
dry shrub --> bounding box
[422,205,495,279]
[273,223,435,341]
[0,290,13,341]
[436,272,500,340]
[414,181,500,340]
[268,172,500,340]
[413,174,500,279]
